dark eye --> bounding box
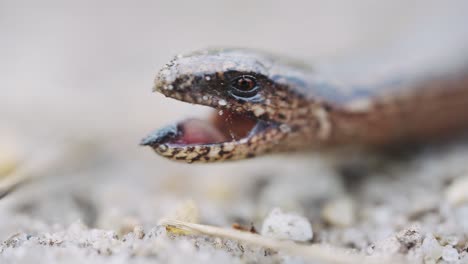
[230,75,258,97]
[233,76,256,91]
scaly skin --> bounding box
[141,48,468,163]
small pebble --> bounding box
[118,216,142,236]
[459,252,468,264]
[279,124,291,133]
[421,233,443,262]
[395,225,422,251]
[445,174,468,206]
[442,245,459,262]
[133,226,145,239]
[321,196,356,227]
[440,235,459,246]
[372,236,401,255]
[218,99,227,106]
[261,208,313,242]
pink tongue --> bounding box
[176,119,226,144]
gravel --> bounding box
[1,1,468,263]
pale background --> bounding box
[0,1,467,259]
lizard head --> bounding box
[141,48,315,162]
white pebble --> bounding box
[279,124,291,133]
[445,174,468,206]
[442,235,459,246]
[252,106,265,116]
[133,226,145,239]
[218,110,223,116]
[218,99,227,106]
[202,95,209,101]
[205,76,211,81]
[460,252,468,264]
[422,233,443,262]
[321,196,356,227]
[442,245,459,262]
[261,208,313,242]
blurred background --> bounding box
[1,0,468,262]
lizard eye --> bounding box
[230,75,258,97]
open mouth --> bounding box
[140,108,276,148]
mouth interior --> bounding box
[175,110,258,145]
[141,109,263,147]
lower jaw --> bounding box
[145,125,283,163]
[141,109,283,162]
[153,134,265,163]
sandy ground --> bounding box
[1,1,468,263]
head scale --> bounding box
[145,48,319,162]
[155,48,312,124]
